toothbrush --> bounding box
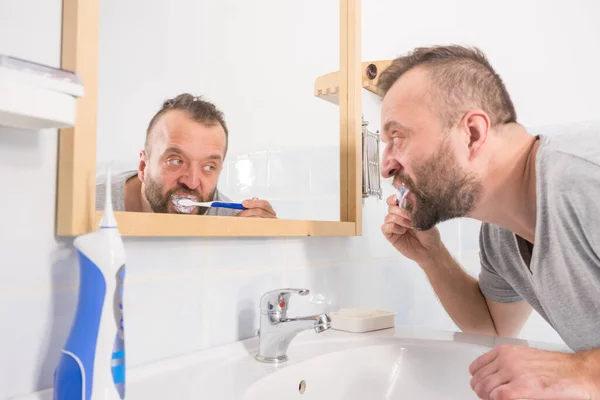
[175,197,247,210]
[397,187,410,208]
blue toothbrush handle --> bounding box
[211,201,247,210]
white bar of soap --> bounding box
[330,308,396,332]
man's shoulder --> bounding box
[538,132,600,219]
[214,190,232,202]
[538,130,600,178]
[479,222,517,257]
[96,170,137,211]
[96,170,138,186]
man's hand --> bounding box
[236,198,277,219]
[381,193,443,265]
[469,344,599,399]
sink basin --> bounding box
[244,340,485,399]
[12,327,569,400]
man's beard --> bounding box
[144,175,216,215]
[397,142,483,231]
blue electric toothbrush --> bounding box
[54,166,126,399]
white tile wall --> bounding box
[4,0,600,398]
[96,0,341,179]
[202,266,285,348]
[339,257,417,325]
[124,270,207,364]
[218,146,341,221]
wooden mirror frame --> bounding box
[56,0,362,237]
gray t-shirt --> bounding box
[478,130,600,351]
[95,170,238,217]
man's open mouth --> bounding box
[171,194,198,214]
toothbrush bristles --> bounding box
[175,198,194,207]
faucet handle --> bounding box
[259,288,309,313]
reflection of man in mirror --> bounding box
[96,93,277,218]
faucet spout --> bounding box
[281,313,331,333]
[279,314,331,333]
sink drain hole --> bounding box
[298,380,307,394]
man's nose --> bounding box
[381,146,402,179]
[179,166,201,189]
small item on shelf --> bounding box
[0,54,83,130]
[0,54,83,96]
[330,307,396,333]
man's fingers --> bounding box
[381,223,407,236]
[471,358,500,388]
[469,347,500,376]
[470,358,503,398]
[386,194,399,206]
[241,199,277,218]
[489,383,522,400]
[236,209,273,218]
[381,222,407,235]
[242,198,273,212]
[473,371,510,400]
[388,205,411,219]
[384,213,412,228]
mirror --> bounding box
[56,0,362,237]
[95,0,340,222]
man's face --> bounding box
[139,110,227,215]
[380,67,482,230]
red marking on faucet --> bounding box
[280,301,286,308]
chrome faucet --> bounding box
[255,288,331,364]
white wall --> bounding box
[363,0,600,127]
[0,0,71,398]
[2,0,599,398]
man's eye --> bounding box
[203,165,216,172]
[167,158,182,166]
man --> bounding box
[96,93,276,218]
[379,45,600,399]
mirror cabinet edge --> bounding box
[56,0,100,237]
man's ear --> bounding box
[460,110,490,160]
[138,150,148,182]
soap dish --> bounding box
[330,308,396,333]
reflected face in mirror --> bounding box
[139,109,227,215]
[380,67,482,230]
[96,93,278,218]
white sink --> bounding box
[12,327,569,400]
[244,340,485,399]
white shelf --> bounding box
[0,55,83,131]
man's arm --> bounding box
[382,200,531,338]
[485,296,532,338]
[421,244,532,337]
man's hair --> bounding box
[145,93,229,155]
[377,45,517,129]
